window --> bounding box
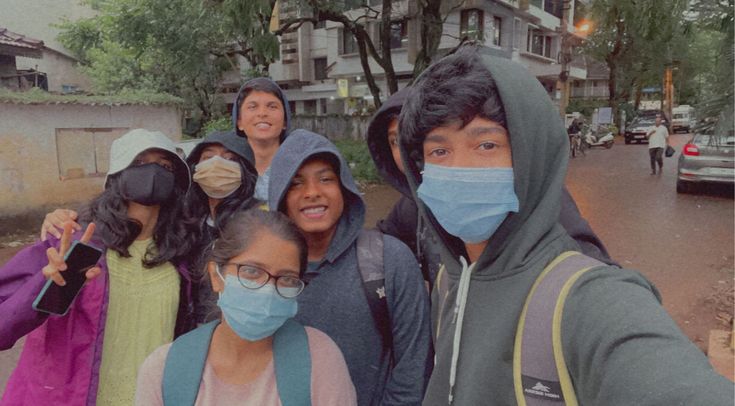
[340,28,358,55]
[314,57,328,80]
[343,0,363,10]
[544,0,563,18]
[530,0,543,8]
[527,28,553,58]
[492,16,502,46]
[389,20,408,49]
[304,100,317,115]
[460,9,484,41]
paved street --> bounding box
[1,132,733,394]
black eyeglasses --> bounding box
[220,263,305,298]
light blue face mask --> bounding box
[216,272,298,341]
[417,163,520,244]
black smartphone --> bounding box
[32,240,103,316]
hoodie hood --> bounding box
[231,77,291,143]
[268,129,365,263]
[186,130,258,177]
[367,87,411,197]
[400,48,573,279]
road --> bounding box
[1,132,733,394]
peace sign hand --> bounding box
[42,222,101,286]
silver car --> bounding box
[676,132,735,193]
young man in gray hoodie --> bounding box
[267,129,432,406]
[399,45,732,405]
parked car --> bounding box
[676,131,735,193]
[672,105,695,133]
[624,117,657,144]
[625,111,671,144]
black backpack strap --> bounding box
[162,320,219,406]
[356,228,391,350]
[513,251,604,406]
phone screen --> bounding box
[33,241,103,316]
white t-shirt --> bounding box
[648,125,669,149]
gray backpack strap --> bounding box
[356,228,391,350]
[162,320,219,406]
[513,251,604,406]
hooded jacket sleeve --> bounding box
[0,239,54,350]
[376,196,419,255]
[563,267,733,405]
[380,235,433,406]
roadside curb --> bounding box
[708,329,734,381]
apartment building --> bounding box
[263,0,589,115]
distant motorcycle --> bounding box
[582,126,614,149]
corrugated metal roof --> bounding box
[0,89,184,106]
[0,28,43,58]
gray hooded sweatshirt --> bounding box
[268,129,432,406]
[231,77,292,203]
[400,51,732,405]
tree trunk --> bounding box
[355,28,383,108]
[379,0,398,95]
[411,0,443,79]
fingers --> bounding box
[85,267,102,281]
[43,248,67,286]
[80,223,96,244]
[59,223,73,257]
[41,209,80,241]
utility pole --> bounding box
[557,0,572,117]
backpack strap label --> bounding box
[514,251,605,406]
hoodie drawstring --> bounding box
[448,256,474,404]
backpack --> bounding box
[161,318,311,406]
[513,251,605,406]
[356,229,392,353]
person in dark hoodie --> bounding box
[399,45,732,405]
[366,87,615,287]
[268,129,432,406]
[232,77,291,204]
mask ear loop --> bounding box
[212,240,226,298]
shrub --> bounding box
[333,139,382,184]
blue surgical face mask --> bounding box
[216,272,298,341]
[417,163,520,244]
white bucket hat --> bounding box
[105,128,190,190]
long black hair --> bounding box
[79,173,192,267]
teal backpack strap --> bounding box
[356,229,392,351]
[273,318,312,406]
[162,320,219,406]
[513,251,604,406]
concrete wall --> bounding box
[290,114,371,140]
[0,102,181,220]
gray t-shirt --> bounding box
[254,166,271,204]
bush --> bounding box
[202,116,232,134]
[333,139,382,184]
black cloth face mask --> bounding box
[120,163,175,206]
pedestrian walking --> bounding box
[0,129,196,405]
[399,45,732,405]
[268,129,432,406]
[135,209,356,406]
[646,114,670,175]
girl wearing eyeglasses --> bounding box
[135,209,356,405]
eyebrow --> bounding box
[238,261,299,277]
[467,126,507,137]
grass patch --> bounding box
[0,87,183,106]
[333,138,382,184]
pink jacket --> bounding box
[0,234,194,405]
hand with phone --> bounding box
[33,222,102,315]
[42,222,100,285]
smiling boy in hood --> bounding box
[268,129,432,406]
[367,88,615,287]
[399,46,732,405]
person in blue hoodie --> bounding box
[232,77,291,203]
[267,129,432,406]
[399,45,732,405]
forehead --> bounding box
[135,149,173,161]
[229,229,300,274]
[425,116,508,141]
[202,143,231,154]
[296,156,338,175]
[243,90,282,105]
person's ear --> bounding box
[208,262,224,293]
